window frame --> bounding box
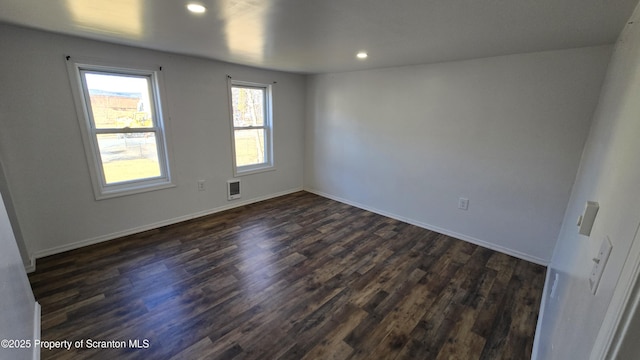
[66,56,175,200]
[228,78,274,177]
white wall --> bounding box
[0,191,38,360]
[0,159,31,269]
[0,24,305,259]
[535,4,640,358]
[305,47,611,264]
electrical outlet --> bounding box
[197,180,205,191]
[458,198,469,210]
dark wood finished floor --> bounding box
[29,191,545,360]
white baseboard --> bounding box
[32,301,40,360]
[531,267,553,360]
[24,257,36,274]
[305,188,549,266]
[30,187,303,265]
[27,186,547,269]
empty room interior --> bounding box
[3,0,640,359]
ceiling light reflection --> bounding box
[220,0,268,63]
[66,0,143,38]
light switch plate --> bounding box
[589,236,612,294]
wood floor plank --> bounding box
[29,191,545,359]
[435,306,486,360]
[301,306,368,360]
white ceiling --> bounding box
[0,0,638,74]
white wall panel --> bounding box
[0,192,38,360]
[305,46,611,263]
[536,4,640,358]
[0,24,305,258]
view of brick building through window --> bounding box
[85,73,162,184]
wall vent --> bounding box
[227,179,241,200]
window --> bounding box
[67,57,174,199]
[229,80,273,176]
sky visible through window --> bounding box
[84,72,161,184]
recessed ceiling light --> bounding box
[356,52,368,59]
[187,3,206,13]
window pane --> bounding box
[231,86,265,127]
[84,72,154,129]
[234,129,265,166]
[97,133,161,184]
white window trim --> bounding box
[227,78,275,177]
[66,56,175,200]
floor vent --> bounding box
[227,179,241,200]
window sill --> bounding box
[95,181,176,200]
[234,165,276,177]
